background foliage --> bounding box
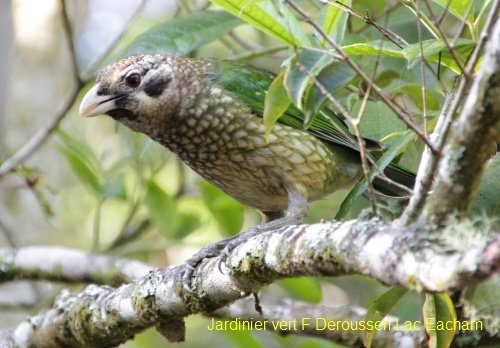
[0,0,497,347]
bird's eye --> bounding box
[125,71,142,88]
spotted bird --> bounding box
[79,54,414,289]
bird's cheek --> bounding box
[106,108,138,121]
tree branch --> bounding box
[399,0,500,225]
[422,16,500,225]
[0,0,83,178]
[0,247,152,286]
[211,296,425,347]
[0,219,498,347]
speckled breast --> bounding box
[159,87,362,212]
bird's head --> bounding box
[79,54,206,133]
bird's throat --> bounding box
[106,108,138,121]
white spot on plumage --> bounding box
[234,130,247,138]
[221,95,233,103]
[267,134,277,142]
[210,88,222,97]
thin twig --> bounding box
[285,0,438,154]
[81,0,146,80]
[436,0,452,25]
[323,0,408,48]
[452,0,476,44]
[399,0,441,39]
[0,0,83,178]
[0,88,80,178]
[352,1,403,34]
[294,62,413,198]
[60,0,82,85]
[399,0,500,224]
[351,20,392,214]
[327,0,447,94]
[416,0,429,135]
[353,85,378,215]
[0,0,146,178]
[421,0,469,79]
[296,63,352,120]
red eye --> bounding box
[125,72,141,88]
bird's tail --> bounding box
[372,163,416,197]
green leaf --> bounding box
[212,0,305,46]
[364,287,407,348]
[342,41,404,58]
[391,84,441,111]
[57,129,100,174]
[277,277,322,303]
[123,10,242,57]
[144,180,178,236]
[200,181,244,235]
[430,0,474,23]
[423,293,457,348]
[340,39,475,74]
[335,130,416,219]
[284,48,335,109]
[32,186,55,221]
[321,0,352,46]
[264,71,291,141]
[403,39,475,74]
[303,62,355,125]
[60,148,101,193]
[356,101,406,140]
[260,1,312,46]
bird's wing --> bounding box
[207,59,416,195]
[207,59,378,152]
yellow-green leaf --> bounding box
[364,287,407,348]
[430,0,474,23]
[144,180,178,236]
[264,71,291,141]
[60,148,101,193]
[321,0,351,45]
[423,293,457,348]
[212,0,302,46]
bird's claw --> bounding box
[182,262,198,293]
[217,247,232,274]
[182,228,263,291]
[181,244,226,292]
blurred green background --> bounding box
[1,0,497,346]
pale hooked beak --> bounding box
[79,84,119,117]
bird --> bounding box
[79,54,414,290]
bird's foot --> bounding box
[217,226,265,272]
[182,192,307,292]
[181,226,269,292]
[182,235,240,292]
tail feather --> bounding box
[372,164,416,197]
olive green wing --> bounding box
[207,59,416,194]
[207,59,365,152]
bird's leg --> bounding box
[260,210,285,223]
[218,191,308,263]
[182,191,308,291]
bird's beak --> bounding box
[79,84,118,117]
